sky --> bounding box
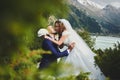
[91,0,120,8]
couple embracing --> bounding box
[38,19,105,80]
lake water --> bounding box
[91,36,120,50]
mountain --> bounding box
[102,5,120,26]
[68,0,102,17]
[68,5,101,33]
[68,0,120,34]
[77,0,102,9]
[100,5,120,33]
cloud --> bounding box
[110,2,120,8]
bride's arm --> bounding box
[45,35,68,46]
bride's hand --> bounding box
[68,42,75,52]
[69,42,75,47]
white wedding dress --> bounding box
[58,19,105,80]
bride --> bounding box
[45,19,105,80]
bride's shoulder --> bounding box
[62,30,70,35]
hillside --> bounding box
[68,5,101,33]
[68,0,120,34]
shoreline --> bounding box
[90,33,120,38]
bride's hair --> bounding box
[54,20,61,27]
[54,20,66,33]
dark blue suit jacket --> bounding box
[39,39,68,69]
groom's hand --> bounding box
[68,42,75,52]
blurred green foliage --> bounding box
[38,62,90,80]
[0,0,68,61]
[0,0,69,79]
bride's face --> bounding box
[54,23,60,33]
[54,21,65,34]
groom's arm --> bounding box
[45,40,69,58]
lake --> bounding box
[91,36,120,50]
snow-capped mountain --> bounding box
[102,5,120,26]
[69,0,102,16]
[68,0,120,33]
[77,0,103,9]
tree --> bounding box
[95,43,120,80]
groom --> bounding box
[38,29,73,69]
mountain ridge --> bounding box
[68,0,120,34]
